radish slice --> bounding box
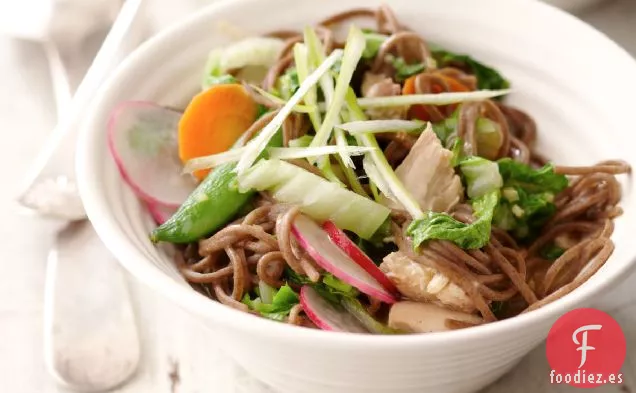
[146,202,177,225]
[300,286,369,333]
[322,221,399,296]
[292,215,397,304]
[107,101,197,207]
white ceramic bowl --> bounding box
[77,0,636,392]
[541,0,606,13]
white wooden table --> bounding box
[1,1,635,392]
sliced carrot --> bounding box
[402,76,417,95]
[403,76,430,121]
[178,84,257,180]
[403,74,470,121]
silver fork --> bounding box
[16,0,146,390]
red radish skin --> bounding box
[322,221,399,296]
[107,101,196,208]
[146,202,177,225]
[292,215,397,304]
[300,286,368,333]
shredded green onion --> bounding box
[235,49,343,174]
[268,146,376,160]
[308,26,366,165]
[304,26,366,193]
[356,89,511,108]
[345,88,424,218]
[288,135,314,148]
[184,145,376,173]
[362,155,395,202]
[183,148,244,173]
[246,84,315,113]
[338,119,426,135]
[293,43,322,130]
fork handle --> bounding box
[44,221,140,391]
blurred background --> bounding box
[0,0,633,392]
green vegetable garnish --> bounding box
[150,131,283,244]
[432,49,510,91]
[288,135,314,148]
[202,37,284,89]
[255,104,270,119]
[361,32,388,59]
[242,284,300,321]
[387,55,426,82]
[475,117,504,160]
[276,67,300,100]
[236,49,343,175]
[345,88,424,219]
[407,190,500,249]
[432,113,459,146]
[540,244,566,261]
[285,269,396,334]
[493,159,568,240]
[449,138,463,167]
[497,158,568,194]
[432,109,503,161]
[340,296,401,334]
[322,273,359,298]
[490,301,506,318]
[202,74,237,89]
[236,158,390,239]
[285,269,359,304]
[459,156,503,199]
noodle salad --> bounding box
[107,5,631,334]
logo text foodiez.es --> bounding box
[546,308,626,387]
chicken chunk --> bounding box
[361,72,407,120]
[380,251,475,313]
[387,126,463,213]
[388,301,483,333]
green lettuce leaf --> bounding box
[406,190,500,249]
[494,159,568,239]
[284,269,360,304]
[202,74,238,90]
[459,156,503,199]
[387,55,426,82]
[274,67,300,99]
[340,296,401,334]
[285,267,313,286]
[256,104,270,119]
[540,244,566,261]
[241,284,300,321]
[497,158,568,193]
[432,114,458,146]
[314,273,360,304]
[285,269,395,334]
[432,49,509,91]
[361,32,387,60]
[323,273,358,297]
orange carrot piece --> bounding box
[403,74,470,121]
[403,76,430,121]
[178,84,257,180]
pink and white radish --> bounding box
[146,202,178,225]
[107,101,196,208]
[300,286,369,333]
[322,221,400,296]
[292,214,397,304]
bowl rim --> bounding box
[78,0,636,348]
